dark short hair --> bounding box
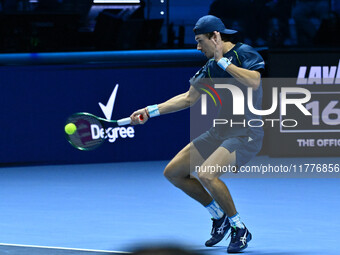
[205,32,234,42]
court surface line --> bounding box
[0,243,131,254]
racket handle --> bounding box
[117,117,131,126]
[117,115,143,126]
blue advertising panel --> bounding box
[0,50,205,165]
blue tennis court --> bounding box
[0,157,339,255]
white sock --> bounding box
[205,200,224,219]
[229,212,244,229]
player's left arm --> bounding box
[221,64,261,90]
[211,31,262,90]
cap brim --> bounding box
[220,28,238,34]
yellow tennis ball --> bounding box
[65,123,77,135]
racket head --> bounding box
[65,112,106,151]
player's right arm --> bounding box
[130,85,200,125]
[158,85,200,114]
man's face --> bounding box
[195,34,215,59]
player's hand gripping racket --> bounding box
[64,112,143,151]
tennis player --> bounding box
[130,15,265,253]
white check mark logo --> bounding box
[99,84,119,120]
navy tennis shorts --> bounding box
[192,130,263,167]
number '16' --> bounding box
[305,100,340,125]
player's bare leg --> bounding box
[163,142,212,206]
[164,143,229,247]
[196,147,237,216]
[197,147,252,253]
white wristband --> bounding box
[217,57,231,71]
[147,104,160,118]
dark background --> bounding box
[0,0,339,52]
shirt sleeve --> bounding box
[189,65,208,92]
[239,45,265,72]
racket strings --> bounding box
[66,114,105,150]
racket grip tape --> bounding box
[117,117,131,126]
[117,114,143,126]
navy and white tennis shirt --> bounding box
[190,42,265,140]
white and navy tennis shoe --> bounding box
[205,213,230,247]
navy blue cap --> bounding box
[193,15,238,35]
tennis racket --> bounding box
[65,112,142,151]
